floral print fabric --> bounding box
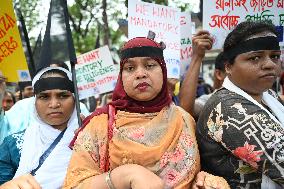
[63,104,200,189]
[197,88,284,189]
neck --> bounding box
[51,122,67,131]
[249,93,263,103]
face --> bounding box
[35,89,74,130]
[122,57,163,101]
[14,91,21,102]
[226,50,281,95]
[23,86,34,98]
[2,93,14,111]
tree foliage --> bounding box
[14,0,198,54]
[13,0,42,32]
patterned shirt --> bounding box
[197,88,284,189]
[0,130,25,184]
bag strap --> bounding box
[30,127,67,176]
[105,104,115,172]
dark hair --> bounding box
[4,91,16,104]
[40,69,69,79]
[223,21,278,64]
[51,60,69,71]
[214,52,225,71]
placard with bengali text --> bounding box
[203,0,284,49]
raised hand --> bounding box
[192,30,214,58]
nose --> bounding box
[261,57,278,70]
[2,101,7,108]
[48,98,60,108]
[135,67,147,79]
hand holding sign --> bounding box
[192,30,214,58]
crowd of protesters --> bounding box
[0,20,283,189]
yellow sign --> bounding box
[0,0,30,82]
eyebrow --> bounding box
[246,50,281,55]
[37,90,70,95]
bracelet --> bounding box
[105,170,116,189]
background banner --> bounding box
[0,0,30,82]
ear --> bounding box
[225,62,232,76]
[215,70,226,81]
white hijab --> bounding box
[14,67,79,189]
[223,77,284,128]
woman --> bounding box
[2,91,15,111]
[0,62,89,145]
[196,21,284,188]
[0,67,79,189]
[63,37,230,189]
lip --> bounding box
[135,82,150,88]
[260,73,276,79]
[135,82,150,91]
[48,112,63,117]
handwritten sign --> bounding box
[203,0,284,49]
[0,0,30,82]
[128,0,181,79]
[180,12,192,77]
[75,46,119,100]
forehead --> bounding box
[25,86,33,89]
[3,94,13,99]
[242,49,281,55]
[36,89,70,95]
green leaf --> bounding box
[235,165,257,174]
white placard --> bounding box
[180,12,192,77]
[128,0,181,78]
[203,0,284,49]
[75,46,119,100]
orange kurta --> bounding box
[63,104,200,189]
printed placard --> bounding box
[128,0,181,78]
[203,0,284,49]
[0,0,29,82]
[75,46,119,100]
[180,12,192,77]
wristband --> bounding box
[105,170,116,189]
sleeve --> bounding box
[63,114,109,189]
[0,110,11,145]
[0,136,17,185]
[206,100,284,185]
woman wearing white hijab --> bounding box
[196,21,284,189]
[0,67,79,189]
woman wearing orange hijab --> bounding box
[63,37,229,189]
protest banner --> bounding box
[128,0,181,79]
[180,12,192,77]
[75,46,119,100]
[203,0,284,49]
[0,0,30,82]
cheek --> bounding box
[156,73,164,91]
[122,73,132,89]
[64,100,75,116]
[35,101,46,119]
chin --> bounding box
[46,120,66,127]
